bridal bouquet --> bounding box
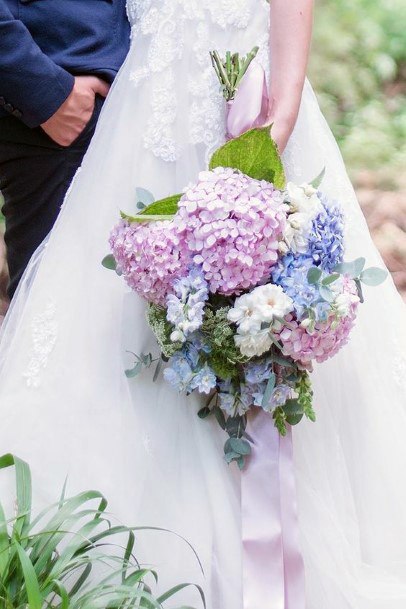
[104,50,386,468]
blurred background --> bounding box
[1,0,405,319]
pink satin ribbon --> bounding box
[226,62,305,607]
[226,60,269,139]
[242,410,305,609]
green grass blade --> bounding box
[13,540,42,609]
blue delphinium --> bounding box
[308,196,345,272]
[163,353,195,393]
[166,266,209,342]
[189,363,217,394]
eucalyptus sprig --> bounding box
[210,46,259,102]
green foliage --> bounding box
[139,194,182,217]
[147,304,182,358]
[209,128,286,189]
[296,372,316,423]
[0,454,204,609]
[310,0,406,173]
[201,307,248,380]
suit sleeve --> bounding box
[0,0,75,128]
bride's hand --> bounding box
[265,112,297,155]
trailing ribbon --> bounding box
[226,60,269,139]
[225,60,305,607]
[242,409,305,608]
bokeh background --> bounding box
[1,0,405,318]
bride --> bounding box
[1,0,406,607]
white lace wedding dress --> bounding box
[1,1,406,607]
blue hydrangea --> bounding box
[166,266,209,342]
[244,359,273,384]
[308,196,345,273]
[272,254,322,320]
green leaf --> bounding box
[355,278,365,303]
[198,406,211,419]
[335,257,366,278]
[125,362,143,378]
[101,254,117,271]
[319,285,335,303]
[213,406,227,430]
[322,273,340,286]
[120,212,175,223]
[310,167,326,189]
[228,437,251,456]
[139,193,182,216]
[307,267,322,285]
[261,372,276,409]
[209,127,286,188]
[13,541,42,609]
[283,399,304,426]
[360,267,388,286]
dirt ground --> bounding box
[1,176,405,322]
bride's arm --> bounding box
[267,0,314,153]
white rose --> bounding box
[227,292,262,334]
[250,284,294,322]
[235,328,273,358]
[283,212,312,254]
[286,182,323,217]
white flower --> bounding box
[250,284,294,322]
[227,292,262,334]
[228,285,293,336]
[283,212,313,254]
[235,328,273,358]
[286,182,323,216]
[334,291,360,317]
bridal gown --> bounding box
[1,1,406,607]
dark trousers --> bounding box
[0,96,103,299]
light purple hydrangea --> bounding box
[278,278,360,364]
[109,220,191,306]
[173,167,287,296]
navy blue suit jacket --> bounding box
[0,0,130,128]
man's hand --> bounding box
[40,76,110,146]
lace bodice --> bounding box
[125,0,270,163]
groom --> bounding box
[0,0,130,298]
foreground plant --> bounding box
[0,454,204,608]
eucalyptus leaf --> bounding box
[319,285,335,303]
[335,257,366,278]
[307,267,322,285]
[283,399,304,425]
[135,187,155,207]
[355,278,365,303]
[228,437,251,456]
[101,255,117,271]
[198,406,211,419]
[310,167,326,189]
[322,273,340,286]
[360,267,388,286]
[125,362,143,378]
[209,127,286,189]
[261,373,276,409]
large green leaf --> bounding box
[139,193,182,216]
[209,127,286,188]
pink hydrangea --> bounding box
[278,279,360,364]
[174,167,287,296]
[109,220,191,306]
